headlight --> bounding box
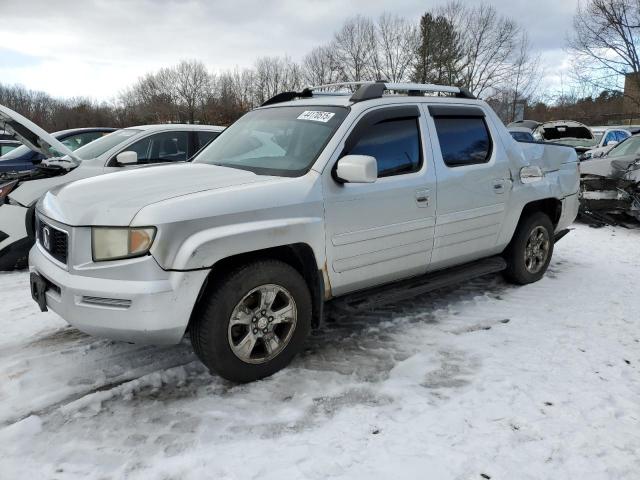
[92,227,156,262]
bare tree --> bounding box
[172,60,214,123]
[375,13,417,82]
[333,16,378,82]
[253,56,302,104]
[302,46,342,86]
[569,0,640,107]
[453,3,522,97]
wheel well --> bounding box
[191,243,325,330]
[520,198,562,227]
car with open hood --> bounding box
[0,104,224,269]
[0,127,116,173]
[28,81,580,383]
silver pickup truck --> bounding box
[29,82,580,382]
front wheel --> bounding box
[190,260,311,383]
[503,212,554,285]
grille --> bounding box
[38,220,68,265]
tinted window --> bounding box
[197,131,220,150]
[347,119,421,177]
[125,131,189,164]
[434,117,492,167]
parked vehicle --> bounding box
[0,104,224,270]
[508,126,535,142]
[580,127,631,160]
[29,81,580,383]
[579,134,640,224]
[0,127,116,173]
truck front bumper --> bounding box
[29,244,209,345]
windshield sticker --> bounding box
[297,111,335,123]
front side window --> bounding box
[434,117,492,167]
[125,131,189,164]
[194,106,348,177]
[60,131,106,152]
[346,118,422,177]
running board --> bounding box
[554,229,571,243]
[329,256,507,312]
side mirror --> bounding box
[116,151,137,165]
[335,155,377,183]
[606,140,618,148]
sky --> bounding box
[0,0,580,102]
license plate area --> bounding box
[30,272,59,312]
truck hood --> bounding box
[0,104,78,163]
[38,163,279,225]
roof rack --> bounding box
[261,81,476,106]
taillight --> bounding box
[0,180,18,203]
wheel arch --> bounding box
[188,243,325,332]
[518,198,562,228]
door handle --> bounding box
[415,189,430,207]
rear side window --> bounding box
[346,118,422,178]
[433,117,492,167]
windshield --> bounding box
[193,106,349,176]
[71,129,141,161]
[607,135,640,158]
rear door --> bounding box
[425,104,511,269]
[322,104,437,295]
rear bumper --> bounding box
[29,244,209,345]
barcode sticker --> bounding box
[297,111,335,123]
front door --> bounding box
[425,104,512,269]
[322,105,437,296]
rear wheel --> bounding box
[503,212,554,285]
[190,260,311,383]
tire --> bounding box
[503,212,554,285]
[190,259,312,383]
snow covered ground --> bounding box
[0,223,638,479]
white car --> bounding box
[0,105,224,269]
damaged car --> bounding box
[579,134,640,225]
[0,104,224,270]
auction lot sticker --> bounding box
[297,111,335,122]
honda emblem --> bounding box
[42,226,51,251]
